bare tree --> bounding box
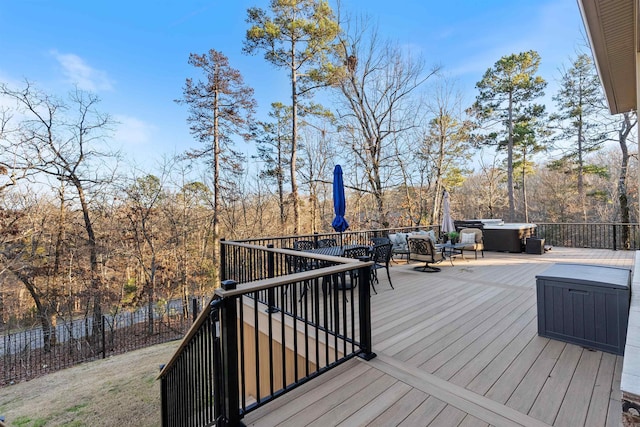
[421,78,473,225]
[0,81,117,339]
[335,18,439,227]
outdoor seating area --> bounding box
[243,247,634,426]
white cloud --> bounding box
[50,50,114,92]
[114,115,155,146]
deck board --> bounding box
[366,388,429,427]
[584,352,616,427]
[245,248,633,426]
[553,349,601,426]
[400,289,524,366]
[424,297,537,379]
[397,288,516,357]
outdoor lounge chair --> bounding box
[458,227,484,259]
[408,235,444,272]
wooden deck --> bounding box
[243,247,634,426]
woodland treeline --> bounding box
[0,1,637,343]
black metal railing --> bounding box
[536,223,640,250]
[227,226,434,250]
[226,223,640,254]
[160,244,375,426]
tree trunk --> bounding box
[618,112,634,249]
[522,150,529,223]
[431,126,446,226]
[577,116,586,221]
[213,85,221,287]
[277,137,286,227]
[14,272,57,352]
[507,93,515,222]
[290,44,300,235]
[73,178,102,341]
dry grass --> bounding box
[0,340,179,426]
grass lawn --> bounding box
[0,340,179,426]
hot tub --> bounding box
[482,222,537,253]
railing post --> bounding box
[266,245,278,313]
[192,297,199,323]
[613,224,618,251]
[211,298,224,425]
[220,238,227,281]
[219,280,242,426]
[357,257,376,361]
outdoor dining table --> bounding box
[302,244,371,258]
[301,244,371,290]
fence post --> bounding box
[219,280,241,426]
[357,257,376,361]
[613,224,617,251]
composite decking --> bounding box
[243,247,634,426]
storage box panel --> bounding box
[536,263,630,355]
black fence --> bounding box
[160,244,375,426]
[536,223,640,250]
[0,302,195,385]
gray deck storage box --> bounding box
[536,263,631,355]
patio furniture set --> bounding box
[388,227,485,272]
[292,237,395,293]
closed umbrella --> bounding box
[331,165,349,246]
[441,190,455,236]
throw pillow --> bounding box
[396,232,408,249]
[460,232,476,245]
[426,230,436,242]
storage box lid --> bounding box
[536,263,630,289]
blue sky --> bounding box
[0,0,586,170]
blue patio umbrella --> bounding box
[331,165,349,244]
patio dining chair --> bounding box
[371,243,394,290]
[293,239,314,251]
[340,246,372,292]
[408,235,444,272]
[371,237,391,247]
[316,238,337,248]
